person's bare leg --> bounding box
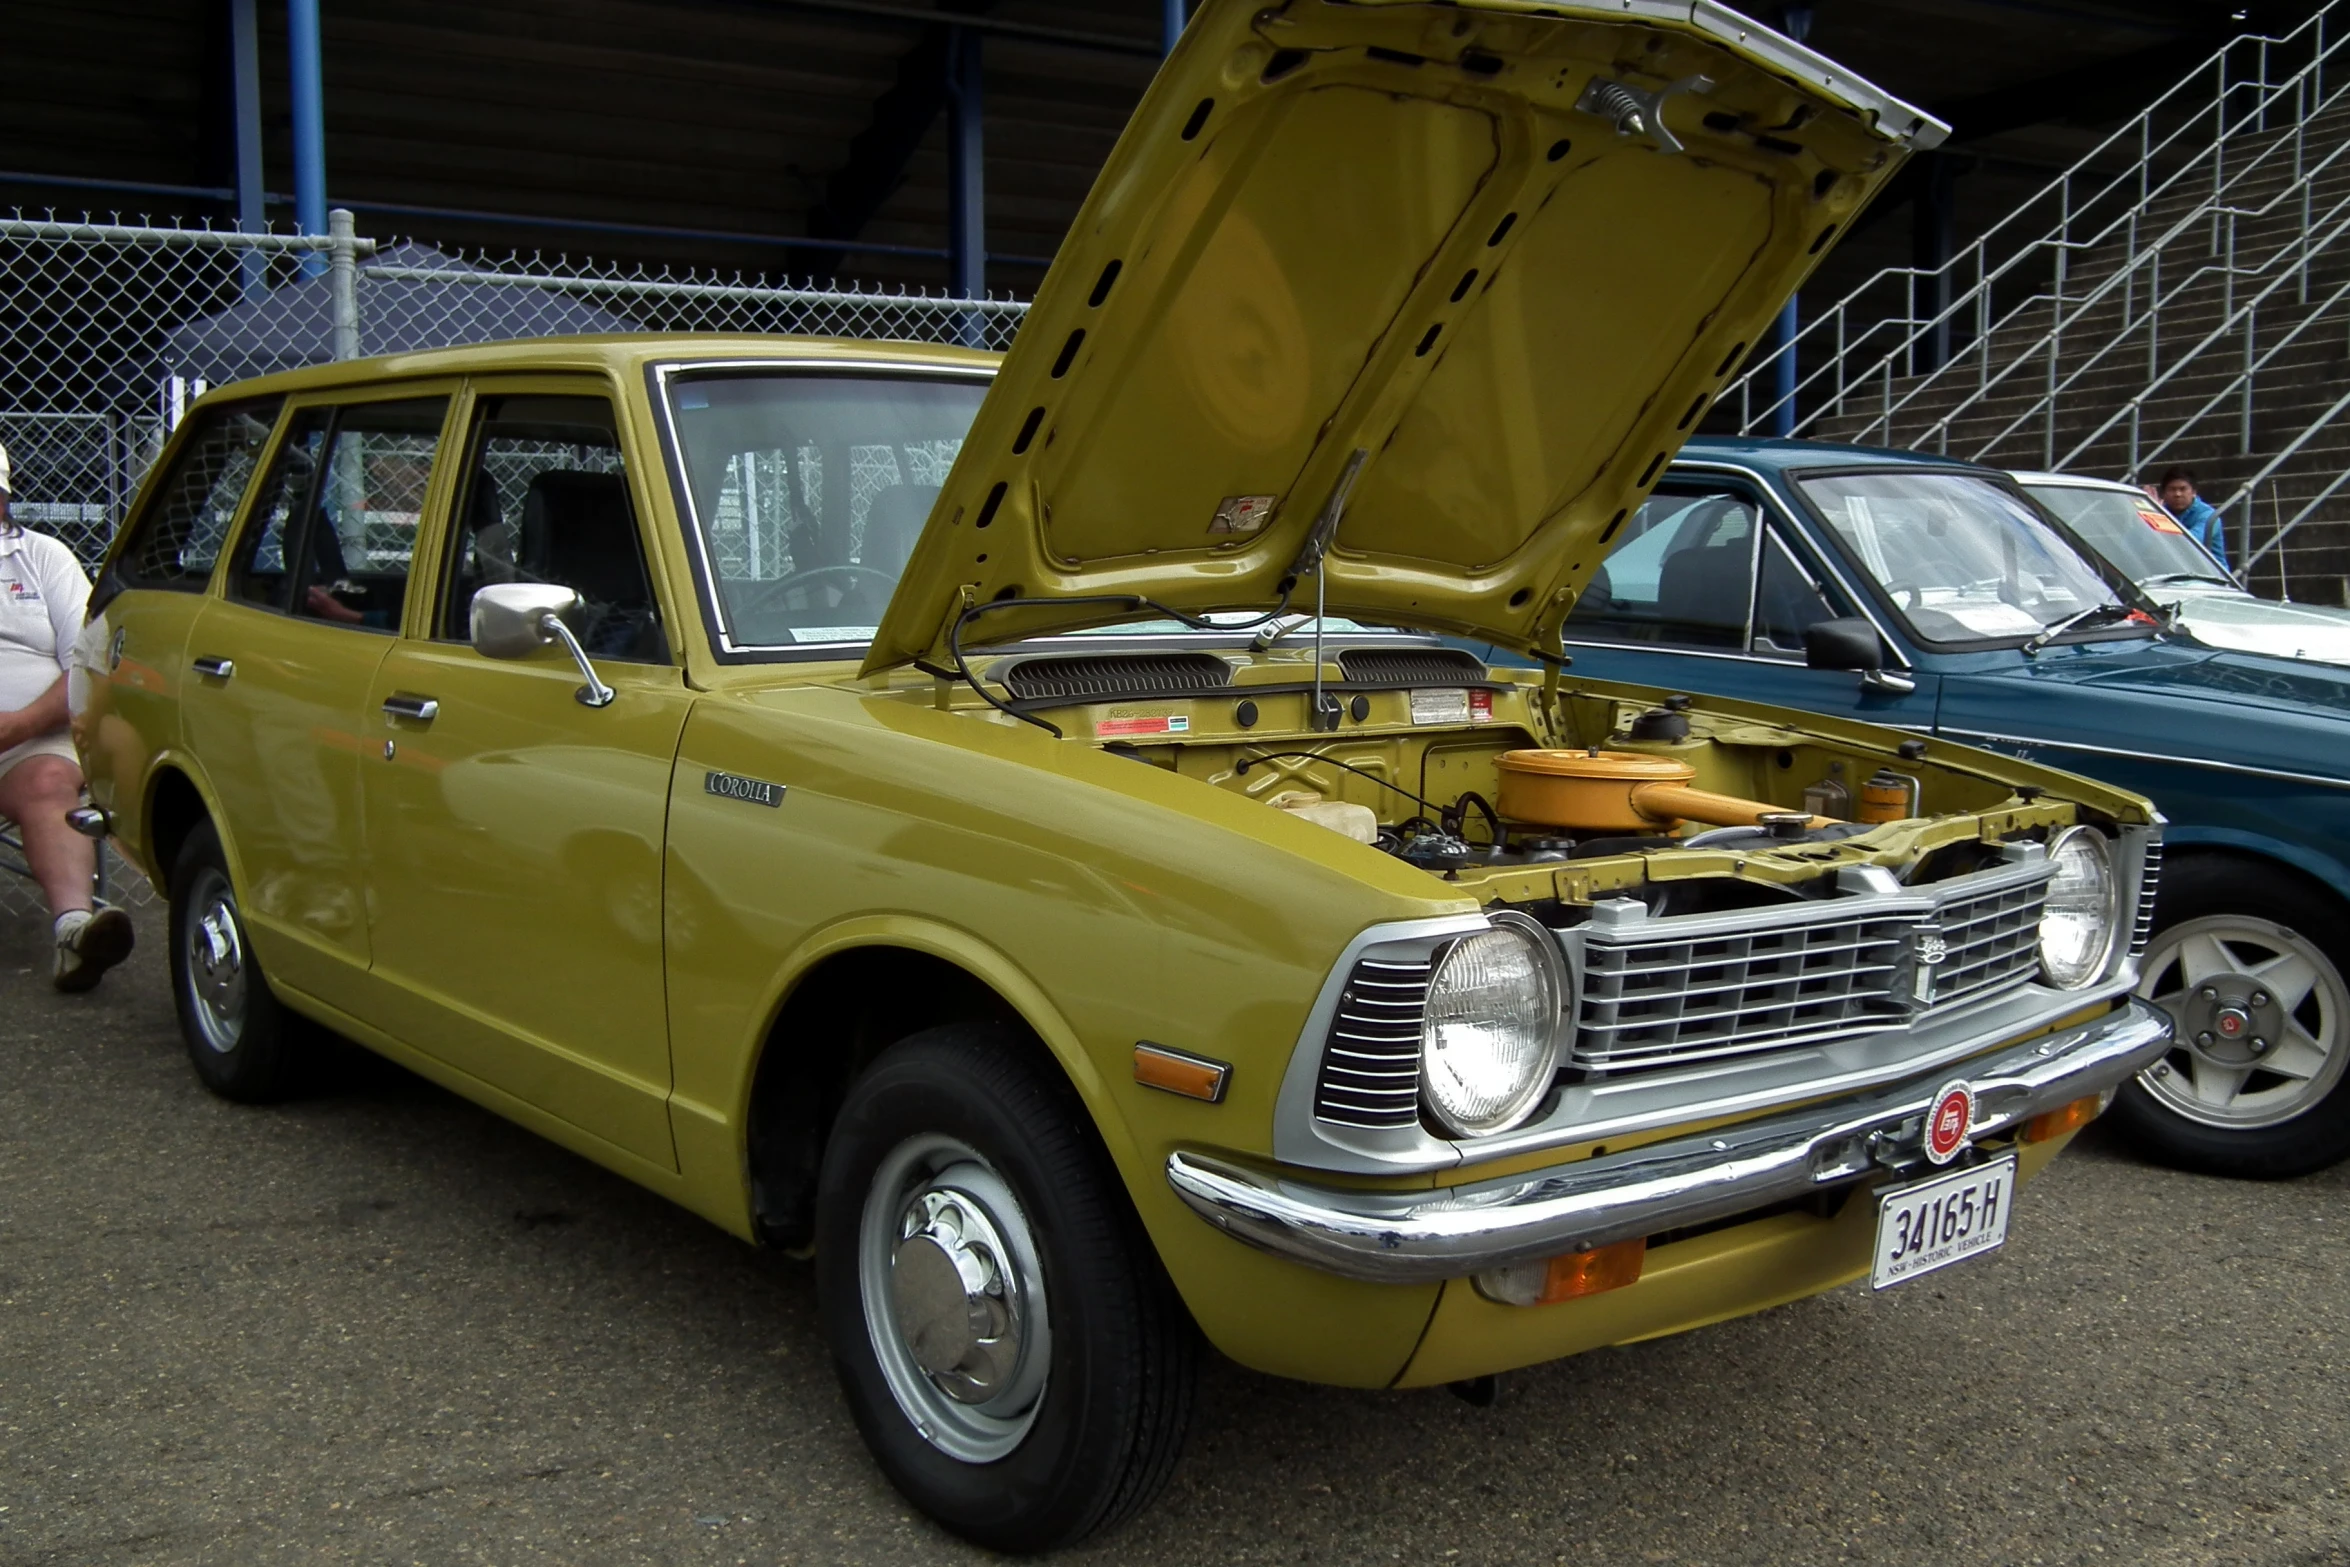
[0,755,94,916]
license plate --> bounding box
[1870,1153,2016,1290]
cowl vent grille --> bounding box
[1335,648,1490,687]
[997,653,1234,703]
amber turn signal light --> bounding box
[2021,1093,2105,1144]
[1474,1236,1647,1307]
[1134,1042,1230,1103]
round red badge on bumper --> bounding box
[1925,1081,1975,1165]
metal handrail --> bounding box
[1932,131,2350,473]
[1732,3,2346,440]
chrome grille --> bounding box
[1573,860,2053,1078]
[2132,840,2164,955]
[1313,954,1431,1129]
[1575,910,1913,1072]
[1930,876,2049,1006]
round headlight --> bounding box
[1420,913,1567,1137]
[2039,826,2119,989]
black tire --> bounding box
[815,1024,1196,1552]
[2108,854,2350,1178]
[167,819,305,1102]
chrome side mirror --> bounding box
[469,582,616,708]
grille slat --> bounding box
[1313,953,1434,1129]
[1571,864,2054,1077]
[2132,841,2165,954]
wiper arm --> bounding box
[2139,571,2231,588]
[2021,602,2132,657]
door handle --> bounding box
[192,656,235,680]
[381,693,440,722]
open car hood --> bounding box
[866,0,1944,673]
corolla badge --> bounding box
[1903,924,1949,1008]
[704,770,785,808]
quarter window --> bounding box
[442,393,665,663]
[111,398,283,590]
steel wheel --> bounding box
[181,864,249,1055]
[857,1133,1052,1463]
[2136,913,2350,1130]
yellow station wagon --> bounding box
[73,0,2172,1549]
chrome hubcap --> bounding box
[184,871,247,1054]
[859,1135,1049,1461]
[2138,915,2348,1129]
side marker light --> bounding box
[1134,1042,1229,1103]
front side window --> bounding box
[442,393,665,662]
[2025,482,2233,590]
[663,371,987,651]
[112,398,283,590]
[1797,469,2134,648]
[231,397,447,631]
[1564,489,1756,649]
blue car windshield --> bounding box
[1798,469,2133,646]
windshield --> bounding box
[1797,469,2130,646]
[2025,482,2233,588]
[666,370,988,650]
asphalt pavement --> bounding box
[5,907,2350,1567]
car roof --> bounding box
[184,332,1002,405]
[1673,433,1992,474]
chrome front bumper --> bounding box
[1169,998,2171,1285]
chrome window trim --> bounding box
[647,356,997,661]
[1939,727,2350,794]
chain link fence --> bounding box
[0,207,1033,920]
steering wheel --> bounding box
[731,564,898,628]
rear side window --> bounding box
[112,399,283,591]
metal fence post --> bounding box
[328,208,361,361]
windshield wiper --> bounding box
[2021,602,2134,656]
[2139,571,2233,588]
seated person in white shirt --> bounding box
[0,442,132,990]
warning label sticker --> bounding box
[1095,713,1192,738]
[1409,689,1492,725]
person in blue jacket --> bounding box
[2156,465,2232,574]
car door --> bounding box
[181,388,453,1005]
[1558,477,1940,731]
[81,395,283,843]
[355,379,690,1170]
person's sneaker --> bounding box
[53,906,135,993]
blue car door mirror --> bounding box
[1806,617,1888,672]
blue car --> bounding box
[1471,436,2350,1179]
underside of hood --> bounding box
[866,0,1944,674]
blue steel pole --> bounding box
[1773,296,1798,439]
[230,0,267,298]
[288,0,328,275]
[1770,3,1813,439]
[946,27,985,337]
[1164,0,1187,54]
